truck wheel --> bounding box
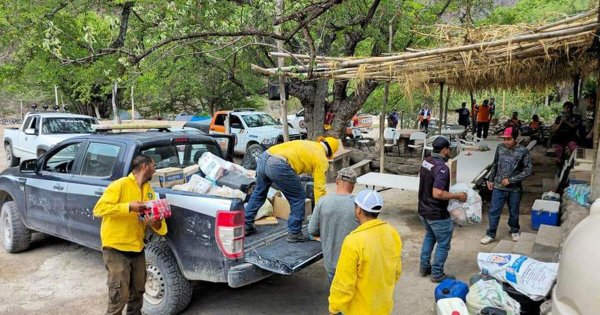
[242,143,264,170]
[143,241,193,315]
[5,144,19,167]
[1,201,32,253]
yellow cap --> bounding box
[317,136,340,158]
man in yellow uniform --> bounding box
[244,137,339,242]
[329,189,402,315]
[93,155,168,315]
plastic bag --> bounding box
[140,199,172,222]
[255,200,273,220]
[198,152,238,181]
[207,185,246,200]
[566,184,591,207]
[447,183,482,225]
[172,174,212,194]
[477,253,559,301]
[541,191,560,201]
[466,279,521,315]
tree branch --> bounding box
[45,2,68,19]
[110,1,134,49]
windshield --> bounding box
[42,117,97,134]
[241,114,278,128]
[141,142,222,169]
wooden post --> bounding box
[19,100,23,119]
[380,20,394,173]
[131,85,135,121]
[470,90,476,134]
[444,86,451,127]
[590,6,600,200]
[275,0,289,142]
[573,74,581,108]
[54,85,59,107]
[438,82,444,134]
[112,82,121,124]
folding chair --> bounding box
[422,135,444,160]
[383,127,396,152]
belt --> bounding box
[267,152,287,162]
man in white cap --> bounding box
[328,189,402,315]
[308,168,359,284]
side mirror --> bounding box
[24,128,37,135]
[19,159,38,173]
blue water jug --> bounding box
[434,278,469,302]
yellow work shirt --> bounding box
[329,219,403,315]
[93,173,168,252]
[267,140,329,202]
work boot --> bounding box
[245,224,257,236]
[286,232,310,243]
[431,273,455,283]
[419,268,432,277]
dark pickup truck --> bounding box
[0,131,322,314]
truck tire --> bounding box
[5,144,19,167]
[1,201,32,253]
[242,143,264,170]
[143,241,193,315]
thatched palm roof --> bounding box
[252,9,600,92]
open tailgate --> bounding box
[244,223,322,275]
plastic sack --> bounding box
[477,253,559,301]
[566,184,591,207]
[447,183,482,225]
[207,185,246,200]
[198,152,238,181]
[255,200,273,220]
[172,174,212,194]
[466,279,520,315]
[541,191,560,201]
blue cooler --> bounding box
[531,199,560,230]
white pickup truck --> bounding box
[3,112,98,167]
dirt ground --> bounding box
[0,124,548,315]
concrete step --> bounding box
[491,240,515,254]
[513,232,536,257]
[533,224,561,262]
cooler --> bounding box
[531,199,560,230]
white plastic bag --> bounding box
[466,279,521,315]
[207,185,246,200]
[198,152,238,181]
[255,200,273,220]
[477,253,559,301]
[447,183,482,224]
[172,174,212,194]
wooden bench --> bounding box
[348,159,371,177]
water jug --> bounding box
[436,297,468,315]
[469,268,497,286]
[434,278,469,302]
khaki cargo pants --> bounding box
[102,248,146,315]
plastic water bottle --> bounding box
[469,268,495,286]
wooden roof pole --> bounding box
[591,5,600,200]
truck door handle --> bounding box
[53,184,64,191]
[94,189,104,196]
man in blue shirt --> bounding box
[418,137,467,282]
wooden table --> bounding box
[357,172,420,192]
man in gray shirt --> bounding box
[308,168,359,284]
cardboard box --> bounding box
[150,174,160,188]
[447,158,457,186]
[183,165,200,182]
[272,193,312,220]
[155,167,184,188]
[255,216,278,226]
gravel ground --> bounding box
[0,124,548,314]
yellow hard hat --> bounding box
[317,136,340,158]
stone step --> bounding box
[533,224,561,262]
[513,232,536,257]
[491,240,515,254]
